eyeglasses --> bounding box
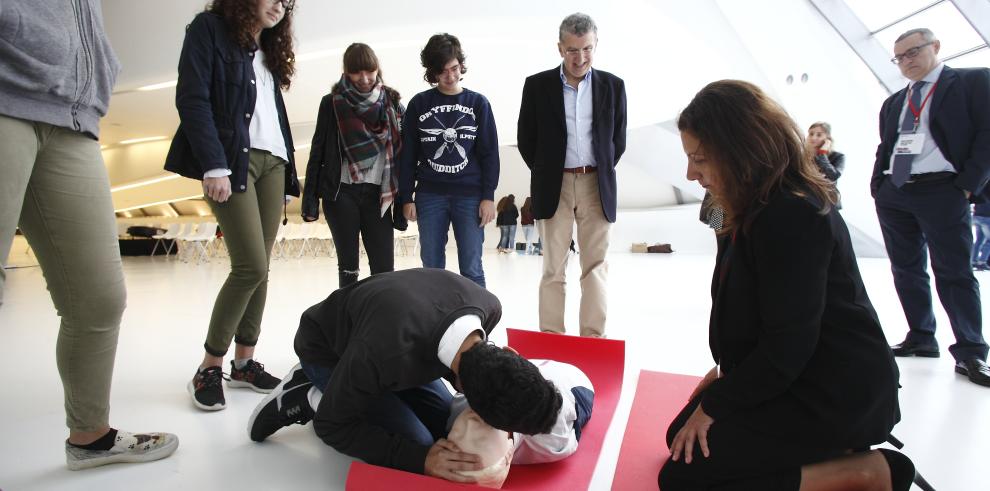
[564,46,595,57]
[890,42,933,64]
[271,0,295,11]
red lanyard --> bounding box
[908,81,938,129]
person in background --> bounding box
[806,121,845,182]
[972,202,990,271]
[520,197,537,254]
[165,0,301,411]
[496,194,518,253]
[301,43,404,288]
[0,0,177,470]
[660,80,908,490]
[399,33,500,287]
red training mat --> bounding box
[610,370,700,491]
[345,328,625,491]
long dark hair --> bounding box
[521,197,533,215]
[496,194,515,213]
[336,43,401,103]
[677,80,836,234]
[207,0,295,89]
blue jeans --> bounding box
[301,362,452,447]
[498,225,516,250]
[973,215,990,264]
[415,192,486,287]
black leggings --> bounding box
[658,394,843,490]
[324,183,394,288]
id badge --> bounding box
[894,133,925,155]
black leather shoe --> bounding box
[890,340,940,358]
[878,449,916,491]
[955,359,990,387]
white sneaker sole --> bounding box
[187,380,226,411]
[228,378,275,393]
[67,435,179,471]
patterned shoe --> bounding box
[229,359,280,393]
[248,363,315,442]
[66,430,179,470]
[188,366,225,411]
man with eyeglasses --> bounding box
[871,28,990,388]
[517,12,627,338]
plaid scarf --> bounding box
[332,75,402,215]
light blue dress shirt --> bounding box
[559,65,597,169]
[888,63,955,175]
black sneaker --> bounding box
[248,363,315,442]
[229,359,280,393]
[188,366,225,411]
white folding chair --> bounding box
[151,223,180,256]
[180,222,218,264]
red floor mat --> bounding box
[345,328,625,491]
[610,370,700,491]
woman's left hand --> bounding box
[669,404,714,464]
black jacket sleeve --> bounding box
[174,14,227,175]
[701,201,833,420]
[613,77,628,164]
[815,151,845,181]
[517,77,537,169]
[302,95,333,220]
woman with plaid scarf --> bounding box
[302,43,405,288]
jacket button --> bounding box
[242,147,248,153]
[246,113,251,118]
[240,185,246,190]
[250,80,256,85]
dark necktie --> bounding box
[891,81,926,187]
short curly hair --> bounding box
[420,33,467,84]
[458,343,561,435]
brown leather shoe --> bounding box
[955,359,990,387]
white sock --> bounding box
[233,358,251,370]
[307,386,323,411]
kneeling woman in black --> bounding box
[659,80,911,490]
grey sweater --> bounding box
[0,0,120,138]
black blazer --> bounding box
[165,12,299,196]
[702,190,900,448]
[871,65,990,201]
[517,67,627,222]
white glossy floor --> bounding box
[1,238,988,490]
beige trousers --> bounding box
[537,172,610,336]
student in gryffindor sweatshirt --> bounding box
[399,33,500,287]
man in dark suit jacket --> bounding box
[517,12,626,337]
[872,28,990,387]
